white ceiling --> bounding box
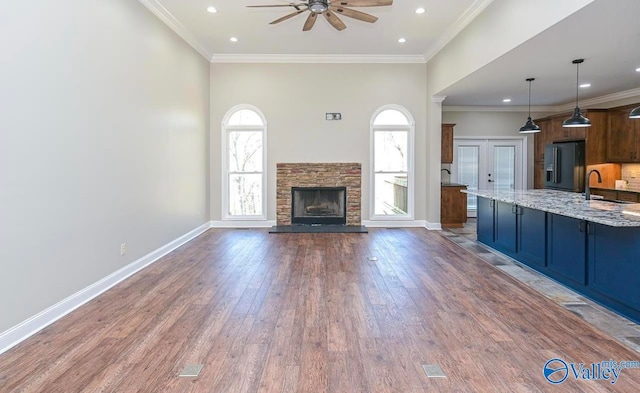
[439,0,640,108]
[144,0,640,108]
[150,0,480,57]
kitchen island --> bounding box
[463,189,640,323]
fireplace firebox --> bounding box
[291,187,347,225]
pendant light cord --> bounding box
[575,61,580,107]
[528,80,532,117]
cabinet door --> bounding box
[547,214,587,286]
[517,207,546,267]
[441,124,454,164]
[584,111,608,165]
[534,160,545,189]
[534,119,550,161]
[476,197,494,245]
[588,224,640,311]
[441,186,467,227]
[607,109,636,162]
[494,201,516,253]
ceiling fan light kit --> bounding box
[563,58,591,128]
[248,0,392,31]
[519,77,541,134]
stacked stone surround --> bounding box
[276,163,362,226]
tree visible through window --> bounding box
[223,107,266,218]
[371,107,413,217]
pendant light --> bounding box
[563,59,591,127]
[631,106,640,119]
[519,78,541,133]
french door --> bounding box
[451,138,525,217]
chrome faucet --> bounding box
[585,169,602,200]
[441,168,451,175]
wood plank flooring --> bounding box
[1,228,640,392]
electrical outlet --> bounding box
[120,243,127,256]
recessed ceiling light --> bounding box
[636,67,640,72]
[415,7,426,14]
[229,37,238,42]
[580,83,591,88]
[503,98,512,103]
[398,38,406,43]
[206,6,217,13]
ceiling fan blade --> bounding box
[323,11,347,31]
[330,0,392,7]
[269,8,308,24]
[247,3,306,7]
[303,12,318,31]
[330,6,378,23]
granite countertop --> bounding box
[441,182,467,187]
[463,189,640,227]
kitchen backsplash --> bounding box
[622,164,640,191]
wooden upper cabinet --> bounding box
[441,123,455,164]
[534,119,550,161]
[584,110,608,165]
[607,109,638,162]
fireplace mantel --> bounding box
[276,163,362,226]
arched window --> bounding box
[370,105,414,219]
[222,105,267,219]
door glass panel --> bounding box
[456,146,479,210]
[493,146,515,191]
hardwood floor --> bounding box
[1,228,639,392]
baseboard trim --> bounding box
[425,221,443,231]
[210,220,276,228]
[0,222,210,355]
[363,220,428,228]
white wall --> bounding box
[0,0,210,332]
[209,63,428,223]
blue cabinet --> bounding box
[547,214,587,286]
[495,201,517,253]
[516,206,546,268]
[477,197,495,245]
[588,224,640,315]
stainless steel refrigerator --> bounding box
[544,141,585,192]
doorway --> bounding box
[451,138,526,217]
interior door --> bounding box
[452,138,524,217]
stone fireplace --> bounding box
[276,163,361,226]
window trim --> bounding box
[369,104,415,221]
[221,104,268,221]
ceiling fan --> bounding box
[247,0,393,31]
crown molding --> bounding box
[424,0,496,62]
[210,54,427,64]
[443,105,552,112]
[137,0,211,60]
[556,87,640,112]
[432,96,447,104]
[444,87,640,113]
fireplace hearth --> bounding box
[291,187,346,225]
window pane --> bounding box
[373,109,409,125]
[493,146,515,191]
[374,131,407,172]
[229,174,262,215]
[457,146,479,210]
[228,109,263,126]
[228,131,263,172]
[374,174,408,215]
